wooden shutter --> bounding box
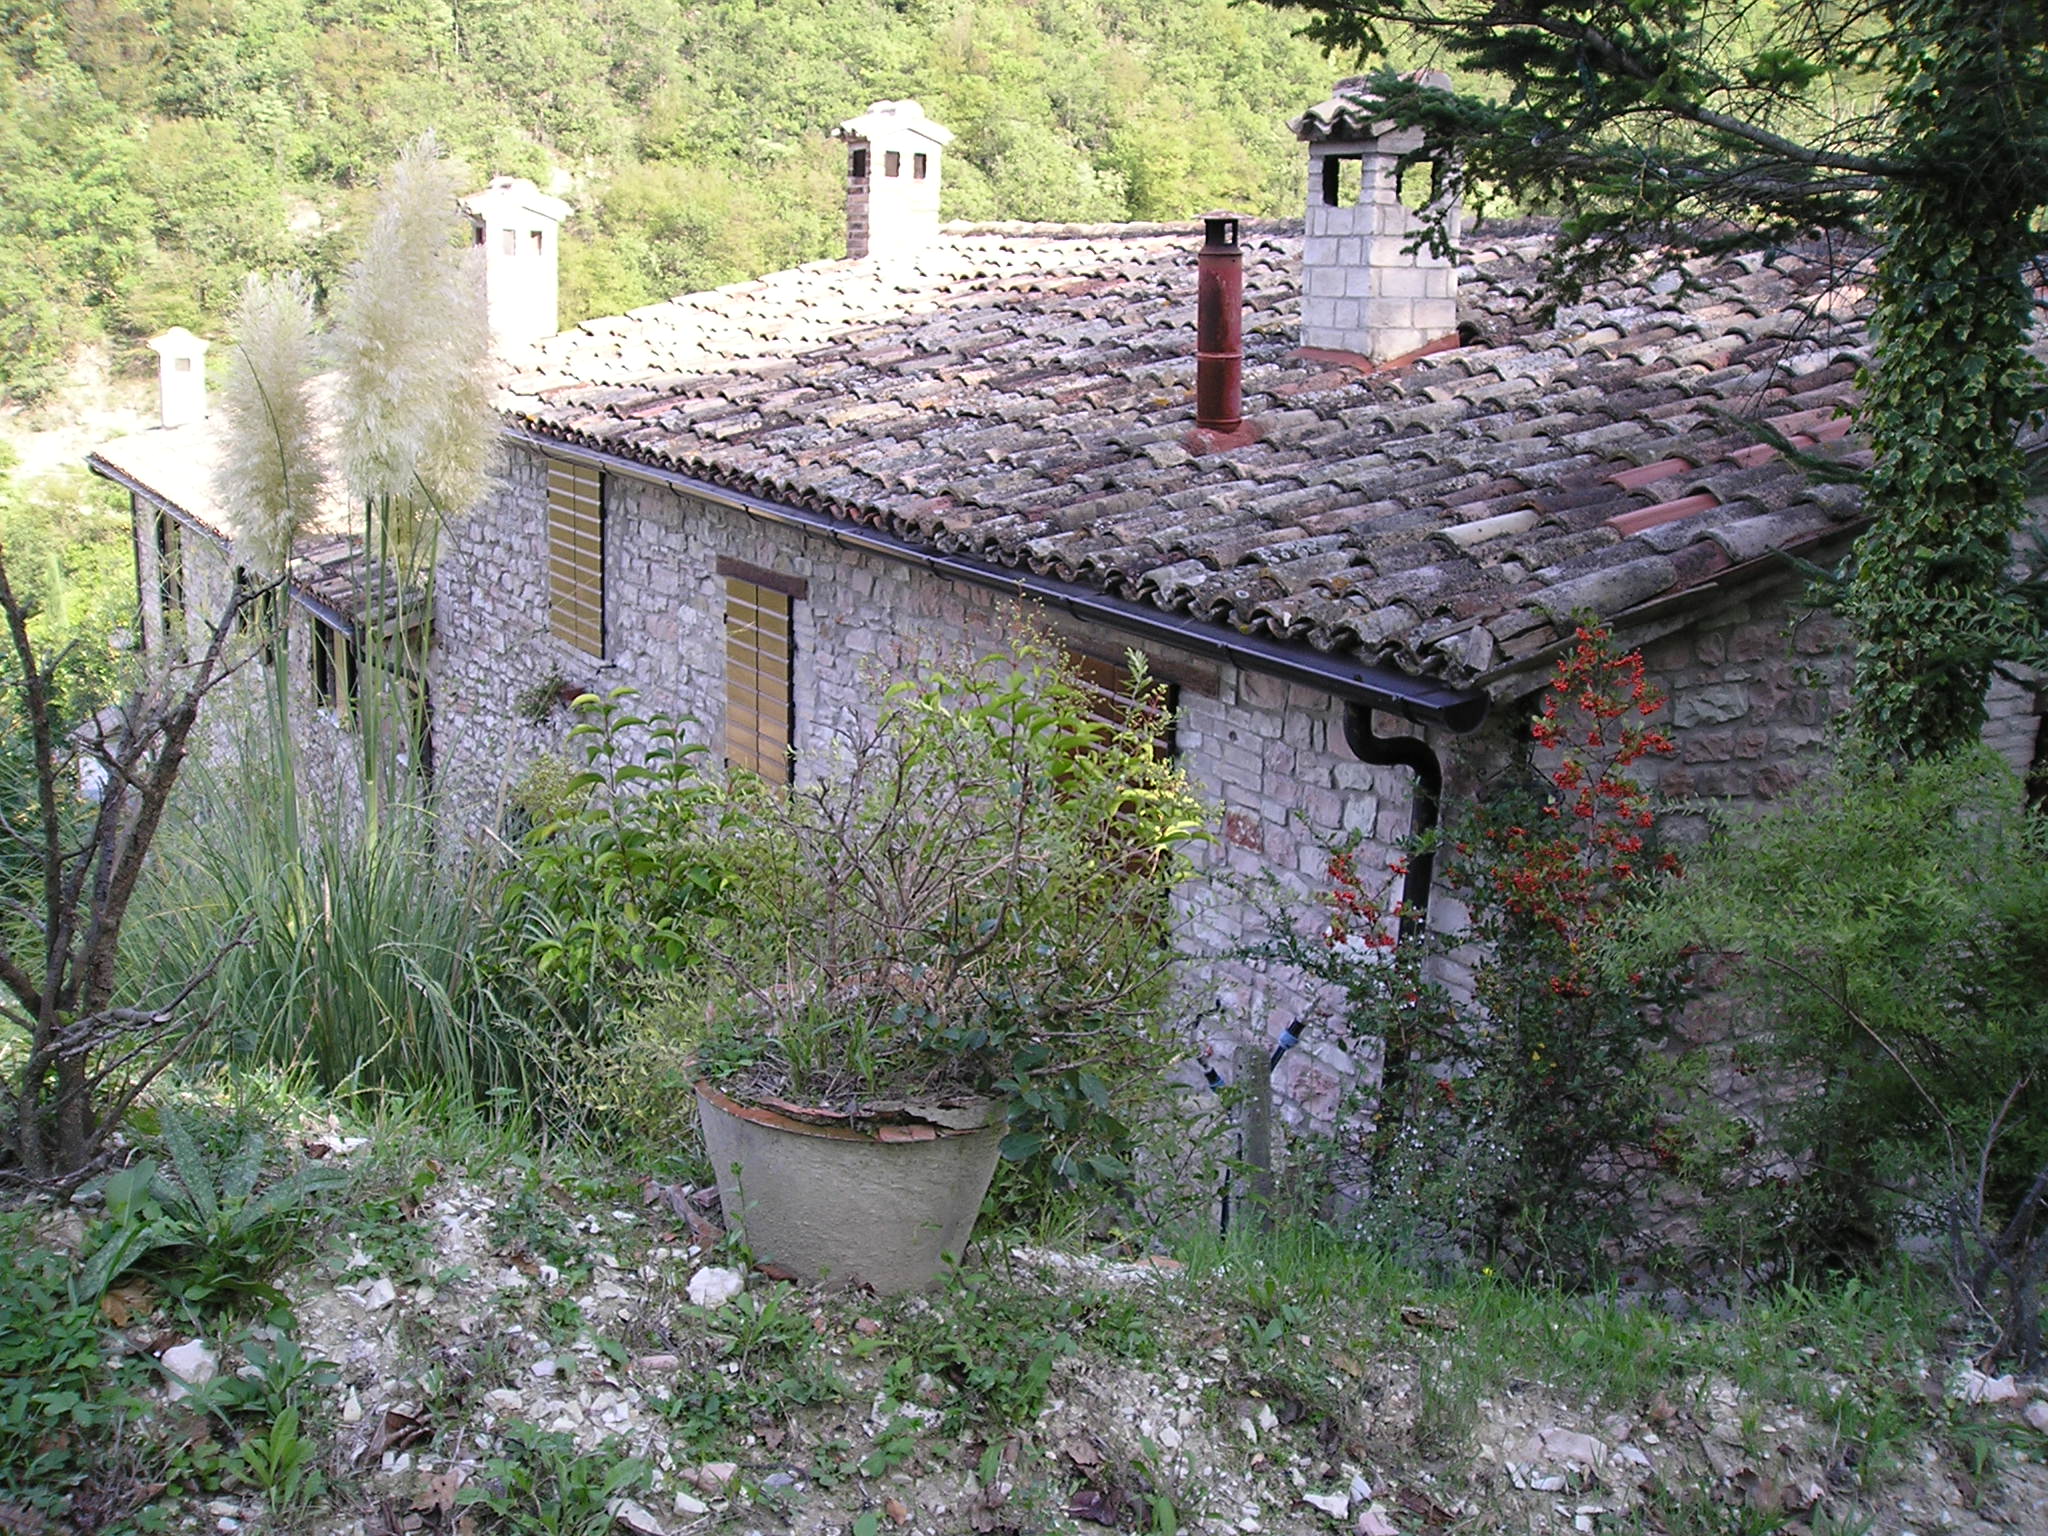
[546,460,605,656]
[1067,648,1177,758]
[724,577,793,784]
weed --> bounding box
[461,1419,651,1534]
[77,1104,345,1318]
[0,1214,155,1522]
[653,1285,843,1448]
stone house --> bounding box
[90,86,2044,1131]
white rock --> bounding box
[532,1358,559,1378]
[672,1492,710,1516]
[340,1388,364,1424]
[1158,1425,1183,1449]
[1303,1491,1349,1520]
[1613,1445,1654,1471]
[1356,1511,1399,1536]
[485,1389,525,1412]
[687,1266,746,1309]
[1256,1403,1280,1434]
[160,1340,218,1401]
[349,1277,399,1311]
[1517,1428,1607,1470]
[610,1497,666,1535]
[690,1462,739,1492]
[2024,1400,2048,1434]
[1952,1370,2020,1405]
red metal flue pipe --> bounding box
[1195,215,1243,434]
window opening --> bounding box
[850,147,869,179]
[232,567,282,667]
[155,509,184,641]
[913,152,928,180]
[884,149,901,177]
[311,619,360,717]
[546,459,606,657]
[724,576,794,785]
[530,229,544,254]
[1321,155,1363,207]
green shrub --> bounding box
[688,645,1207,1190]
[0,1213,154,1522]
[1632,748,2048,1364]
[146,755,540,1106]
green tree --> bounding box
[1258,0,2048,760]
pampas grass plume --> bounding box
[330,131,495,549]
[218,271,324,578]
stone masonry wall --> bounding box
[426,446,1429,1129]
[145,464,2046,1151]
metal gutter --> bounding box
[505,425,1491,734]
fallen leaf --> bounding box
[1397,1485,1454,1527]
[884,1497,911,1526]
[1065,1436,1103,1468]
[413,1469,464,1523]
[100,1281,153,1328]
[1066,1489,1121,1527]
[1330,1351,1363,1379]
[1398,1305,1458,1332]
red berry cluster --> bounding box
[1477,625,1681,994]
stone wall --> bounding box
[139,465,2047,1151]
[426,446,1428,1122]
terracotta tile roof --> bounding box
[504,220,1886,687]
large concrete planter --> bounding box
[693,1079,1004,1294]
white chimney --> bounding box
[459,176,572,349]
[835,101,953,259]
[147,327,210,429]
[1290,74,1460,364]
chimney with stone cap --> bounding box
[1289,73,1460,364]
[460,176,573,349]
[147,327,210,429]
[836,101,952,259]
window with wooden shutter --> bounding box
[1066,648,1177,758]
[546,459,606,656]
[721,568,797,785]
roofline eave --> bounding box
[503,423,1491,735]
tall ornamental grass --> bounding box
[142,753,547,1106]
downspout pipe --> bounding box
[1269,703,1450,1073]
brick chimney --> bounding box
[1289,73,1459,364]
[460,176,572,349]
[147,328,209,429]
[836,101,952,259]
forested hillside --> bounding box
[1,0,1352,405]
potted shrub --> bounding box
[687,646,1206,1291]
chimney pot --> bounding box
[1196,216,1244,435]
[147,328,210,429]
[459,176,573,350]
